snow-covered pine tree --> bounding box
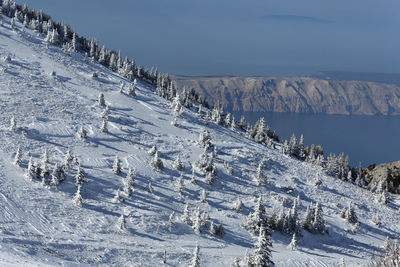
[209,220,216,236]
[313,202,326,234]
[9,116,16,131]
[173,155,183,171]
[100,119,108,133]
[301,203,315,232]
[287,201,298,234]
[63,148,74,173]
[255,160,267,186]
[148,145,157,156]
[128,82,136,96]
[296,195,302,206]
[244,196,268,235]
[150,151,164,170]
[198,129,212,149]
[372,214,381,226]
[102,105,109,120]
[113,189,124,203]
[163,250,167,265]
[200,189,207,203]
[73,185,83,207]
[13,145,22,166]
[345,202,358,224]
[50,163,62,187]
[181,203,191,225]
[168,211,175,232]
[123,168,135,197]
[147,182,154,194]
[175,174,185,197]
[192,207,201,234]
[77,126,87,139]
[288,233,297,251]
[41,163,50,185]
[190,167,197,184]
[251,225,274,267]
[26,157,35,180]
[98,93,106,107]
[112,155,122,175]
[116,214,126,231]
[189,244,200,267]
[75,164,85,187]
[71,32,77,51]
[233,198,243,213]
[41,149,49,165]
[171,94,182,116]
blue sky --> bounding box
[17,0,400,76]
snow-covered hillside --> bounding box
[0,16,398,267]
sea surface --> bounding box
[235,112,400,167]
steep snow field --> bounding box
[0,17,399,266]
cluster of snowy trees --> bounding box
[13,142,85,206]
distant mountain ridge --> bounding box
[173,76,400,116]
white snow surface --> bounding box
[0,18,399,267]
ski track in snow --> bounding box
[0,16,398,266]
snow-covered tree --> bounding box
[171,94,182,116]
[75,164,85,187]
[255,161,267,186]
[252,225,274,267]
[163,250,167,265]
[312,202,326,234]
[233,198,243,213]
[51,163,64,187]
[26,157,35,180]
[73,185,83,206]
[77,126,87,139]
[98,93,106,107]
[243,196,268,235]
[200,189,207,203]
[181,203,191,225]
[192,207,201,234]
[147,182,154,194]
[198,129,212,149]
[128,82,136,96]
[173,155,183,171]
[63,148,74,172]
[41,163,50,185]
[189,244,200,267]
[372,214,381,226]
[150,151,164,171]
[113,189,124,203]
[116,214,126,231]
[344,202,358,224]
[190,167,197,184]
[112,155,122,175]
[13,146,22,166]
[168,211,175,232]
[71,32,77,51]
[100,119,108,133]
[123,168,135,197]
[9,116,16,131]
[102,105,109,120]
[175,174,185,197]
[301,203,315,232]
[288,233,297,250]
[209,220,216,236]
[148,145,157,156]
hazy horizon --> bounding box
[16,0,400,77]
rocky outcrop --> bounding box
[173,76,400,116]
[364,161,400,193]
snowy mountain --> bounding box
[0,10,399,267]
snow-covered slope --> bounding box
[0,17,398,267]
